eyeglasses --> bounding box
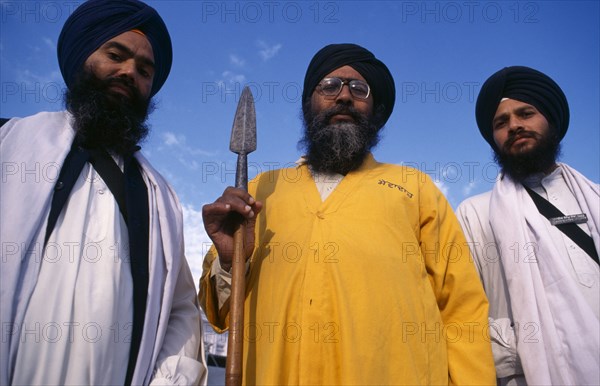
[316,77,371,100]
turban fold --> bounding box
[302,43,396,127]
[475,65,569,149]
[57,0,172,97]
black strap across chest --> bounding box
[524,185,599,265]
[46,144,149,385]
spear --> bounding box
[226,86,256,386]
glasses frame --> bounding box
[316,77,371,100]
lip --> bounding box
[511,136,534,146]
[330,114,354,123]
[109,84,132,98]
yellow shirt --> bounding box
[200,154,495,385]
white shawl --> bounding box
[0,111,206,385]
[489,163,599,385]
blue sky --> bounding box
[1,0,599,287]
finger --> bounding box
[216,188,258,218]
[250,200,263,217]
[202,201,236,219]
[222,186,256,205]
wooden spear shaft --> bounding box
[226,153,248,386]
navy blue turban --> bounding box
[475,65,569,149]
[302,43,396,128]
[57,0,172,97]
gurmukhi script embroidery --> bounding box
[378,179,413,198]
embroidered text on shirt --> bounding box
[378,179,413,198]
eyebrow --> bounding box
[323,77,365,82]
[104,41,155,69]
[493,106,536,126]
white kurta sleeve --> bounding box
[487,317,523,379]
[456,196,525,382]
[150,261,208,386]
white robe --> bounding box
[0,111,207,385]
[457,167,599,385]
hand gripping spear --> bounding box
[226,86,256,386]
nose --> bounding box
[507,114,524,134]
[116,59,137,82]
[335,83,353,104]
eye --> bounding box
[107,51,122,61]
[522,110,535,118]
[320,79,340,93]
[493,119,507,130]
[138,67,151,78]
[350,80,369,98]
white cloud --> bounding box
[182,203,212,290]
[160,132,216,171]
[163,131,182,146]
[462,181,477,196]
[222,70,246,84]
[433,179,450,198]
[42,37,55,51]
[15,68,62,85]
[256,40,282,61]
[229,54,245,68]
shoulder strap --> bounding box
[45,146,129,244]
[524,185,599,265]
[45,144,90,246]
[123,156,149,386]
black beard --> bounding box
[299,102,382,175]
[494,129,561,182]
[65,71,154,155]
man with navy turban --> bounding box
[457,66,599,386]
[0,1,207,385]
[198,43,495,385]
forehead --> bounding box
[323,65,366,81]
[495,98,538,114]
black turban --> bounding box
[57,0,172,97]
[302,43,396,127]
[475,65,569,149]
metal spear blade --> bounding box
[229,86,257,155]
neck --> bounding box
[543,163,559,175]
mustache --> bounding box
[504,130,542,149]
[319,104,365,123]
[104,77,140,99]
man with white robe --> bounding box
[0,1,206,384]
[457,65,599,386]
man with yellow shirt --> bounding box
[199,43,495,385]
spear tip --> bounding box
[230,86,257,154]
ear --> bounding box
[373,104,387,127]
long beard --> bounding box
[494,129,561,182]
[65,71,154,155]
[300,103,381,175]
